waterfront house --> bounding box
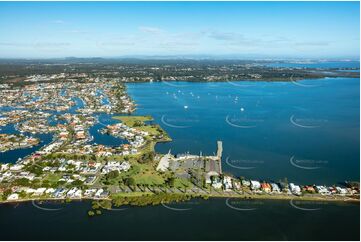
[315,186,331,195]
[233,180,241,190]
[336,186,348,195]
[328,187,337,194]
[302,185,316,193]
[67,188,82,198]
[95,189,104,198]
[278,182,289,192]
[45,188,55,194]
[211,176,223,189]
[270,183,281,193]
[241,179,251,187]
[7,193,19,201]
[223,176,233,190]
[289,183,301,195]
[25,188,36,194]
[99,189,109,198]
[250,180,261,190]
[84,189,97,197]
[261,183,272,193]
[33,188,46,196]
[52,188,65,198]
[73,189,82,199]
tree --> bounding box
[124,177,136,187]
[183,182,191,193]
[14,178,31,186]
[2,189,12,200]
[72,180,84,186]
[92,201,100,210]
[106,170,119,180]
[42,180,51,188]
[133,120,143,127]
[56,180,66,186]
[138,152,155,163]
[167,177,175,188]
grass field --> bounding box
[113,115,171,140]
[174,177,193,189]
[113,115,153,127]
[110,192,153,199]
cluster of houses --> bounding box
[101,161,131,174]
[102,122,149,148]
[202,175,358,197]
[236,179,357,196]
[0,83,76,113]
[117,95,135,113]
[59,143,138,157]
[0,165,36,183]
[0,78,136,165]
[17,118,57,134]
[6,187,110,201]
[0,134,39,152]
[23,73,67,82]
[0,156,132,201]
[0,110,51,127]
[0,77,134,124]
[41,159,102,175]
[63,113,96,142]
[0,156,132,185]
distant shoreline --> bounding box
[124,76,360,84]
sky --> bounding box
[0,1,359,59]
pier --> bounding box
[217,140,223,158]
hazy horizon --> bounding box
[0,55,359,61]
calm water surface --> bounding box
[0,199,359,240]
[127,78,360,185]
[266,61,360,69]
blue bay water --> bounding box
[0,199,359,240]
[266,61,360,69]
[0,124,53,163]
[127,77,360,185]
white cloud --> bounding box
[294,41,330,47]
[138,26,164,34]
[34,42,70,48]
[66,30,89,34]
[53,20,65,24]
